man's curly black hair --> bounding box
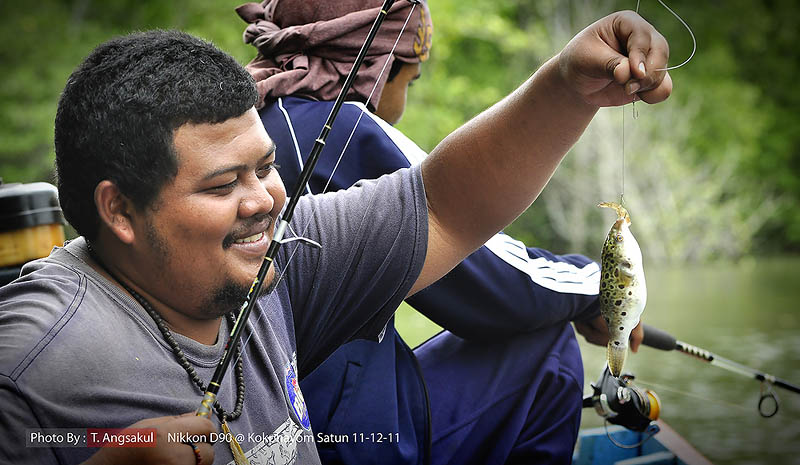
[55,30,258,240]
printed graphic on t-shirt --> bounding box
[228,417,302,465]
[285,354,311,430]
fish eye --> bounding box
[615,234,624,242]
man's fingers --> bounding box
[574,319,610,347]
[629,322,645,353]
[626,47,648,83]
[135,412,216,438]
[577,326,603,345]
[186,441,215,465]
[612,58,632,85]
[167,414,216,437]
[643,29,670,73]
[637,71,673,103]
[620,13,669,96]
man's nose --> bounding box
[238,175,274,218]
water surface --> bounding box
[578,258,800,465]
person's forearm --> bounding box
[407,245,600,338]
[421,56,597,256]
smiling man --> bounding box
[0,9,671,465]
[93,112,285,344]
[1,31,432,465]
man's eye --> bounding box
[210,179,237,192]
[257,162,280,178]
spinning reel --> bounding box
[583,366,662,442]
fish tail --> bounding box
[606,342,628,377]
[598,201,630,223]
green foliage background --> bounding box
[1,0,798,262]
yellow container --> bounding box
[0,224,66,267]
[0,181,65,268]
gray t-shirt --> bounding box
[0,165,427,465]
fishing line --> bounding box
[322,5,417,195]
[636,0,697,71]
[619,0,695,205]
[634,378,753,413]
[231,2,419,366]
[621,106,625,205]
[604,419,658,449]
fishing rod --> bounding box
[196,0,408,419]
[641,323,800,417]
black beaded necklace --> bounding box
[86,242,245,423]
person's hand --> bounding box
[574,314,644,353]
[557,10,672,107]
[82,413,215,465]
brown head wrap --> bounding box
[236,0,432,110]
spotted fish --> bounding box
[598,201,647,377]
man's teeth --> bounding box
[234,232,264,244]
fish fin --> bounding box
[617,264,634,286]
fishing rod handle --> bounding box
[196,390,218,418]
[641,323,678,351]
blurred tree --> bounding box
[0,0,252,184]
[623,0,800,251]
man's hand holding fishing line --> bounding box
[560,10,672,107]
[411,11,671,297]
[568,10,671,353]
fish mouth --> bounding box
[598,201,631,225]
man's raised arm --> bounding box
[410,11,671,295]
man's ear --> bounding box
[94,180,136,245]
